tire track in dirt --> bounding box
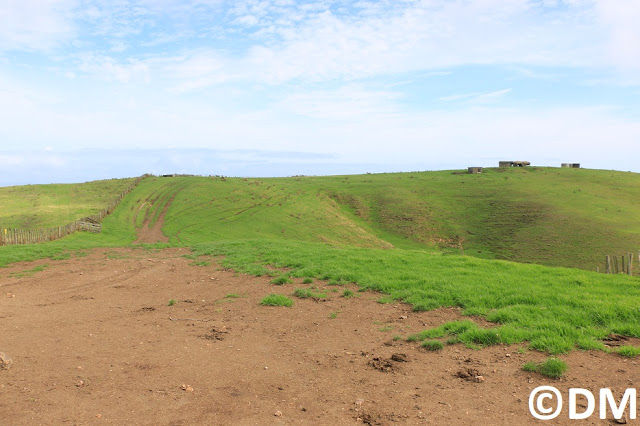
[134,185,184,244]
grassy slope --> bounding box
[157,169,640,271]
[1,171,640,354]
[0,178,137,229]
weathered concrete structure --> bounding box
[499,161,530,167]
[468,167,483,174]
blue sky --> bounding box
[1,0,639,185]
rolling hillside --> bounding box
[1,168,640,354]
[0,178,137,229]
[1,168,639,271]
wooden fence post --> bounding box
[629,253,633,276]
[606,255,611,274]
[622,255,627,274]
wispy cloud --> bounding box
[440,88,512,104]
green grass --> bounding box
[150,170,640,270]
[617,346,640,357]
[260,294,294,307]
[168,299,177,306]
[225,293,242,299]
[342,289,355,298]
[538,358,568,378]
[2,170,640,358]
[10,264,48,278]
[189,260,210,267]
[329,311,339,319]
[271,276,292,285]
[421,340,445,351]
[191,239,640,354]
[0,178,136,229]
[292,288,327,300]
[522,358,568,378]
[302,278,313,284]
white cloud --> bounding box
[440,88,512,104]
[0,0,77,52]
[594,0,640,73]
[77,53,150,83]
[275,85,402,120]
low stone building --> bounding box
[499,161,530,167]
[561,163,580,168]
[468,167,483,174]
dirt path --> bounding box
[1,248,638,425]
[134,193,177,244]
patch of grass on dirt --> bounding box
[191,240,640,355]
[538,358,568,378]
[421,340,444,351]
[522,358,567,378]
[10,264,48,278]
[378,325,393,332]
[168,299,177,306]
[105,251,130,259]
[225,293,242,299]
[189,260,210,267]
[342,289,355,298]
[617,346,640,358]
[329,311,339,319]
[292,288,326,300]
[302,278,313,284]
[260,294,293,307]
[271,276,292,285]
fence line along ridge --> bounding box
[0,176,144,246]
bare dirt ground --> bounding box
[1,247,639,425]
[133,195,175,244]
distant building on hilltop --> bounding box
[468,167,483,174]
[499,161,530,167]
[561,163,580,168]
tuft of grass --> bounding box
[260,294,293,307]
[522,361,538,372]
[393,335,402,341]
[342,289,355,298]
[168,299,177,306]
[10,264,48,278]
[379,325,393,332]
[271,276,292,285]
[292,288,326,300]
[538,357,568,379]
[617,346,640,358]
[302,278,313,284]
[189,260,210,267]
[329,311,339,319]
[225,293,242,299]
[421,340,444,351]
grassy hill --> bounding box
[153,168,639,271]
[2,168,639,271]
[0,178,137,229]
[1,169,639,355]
